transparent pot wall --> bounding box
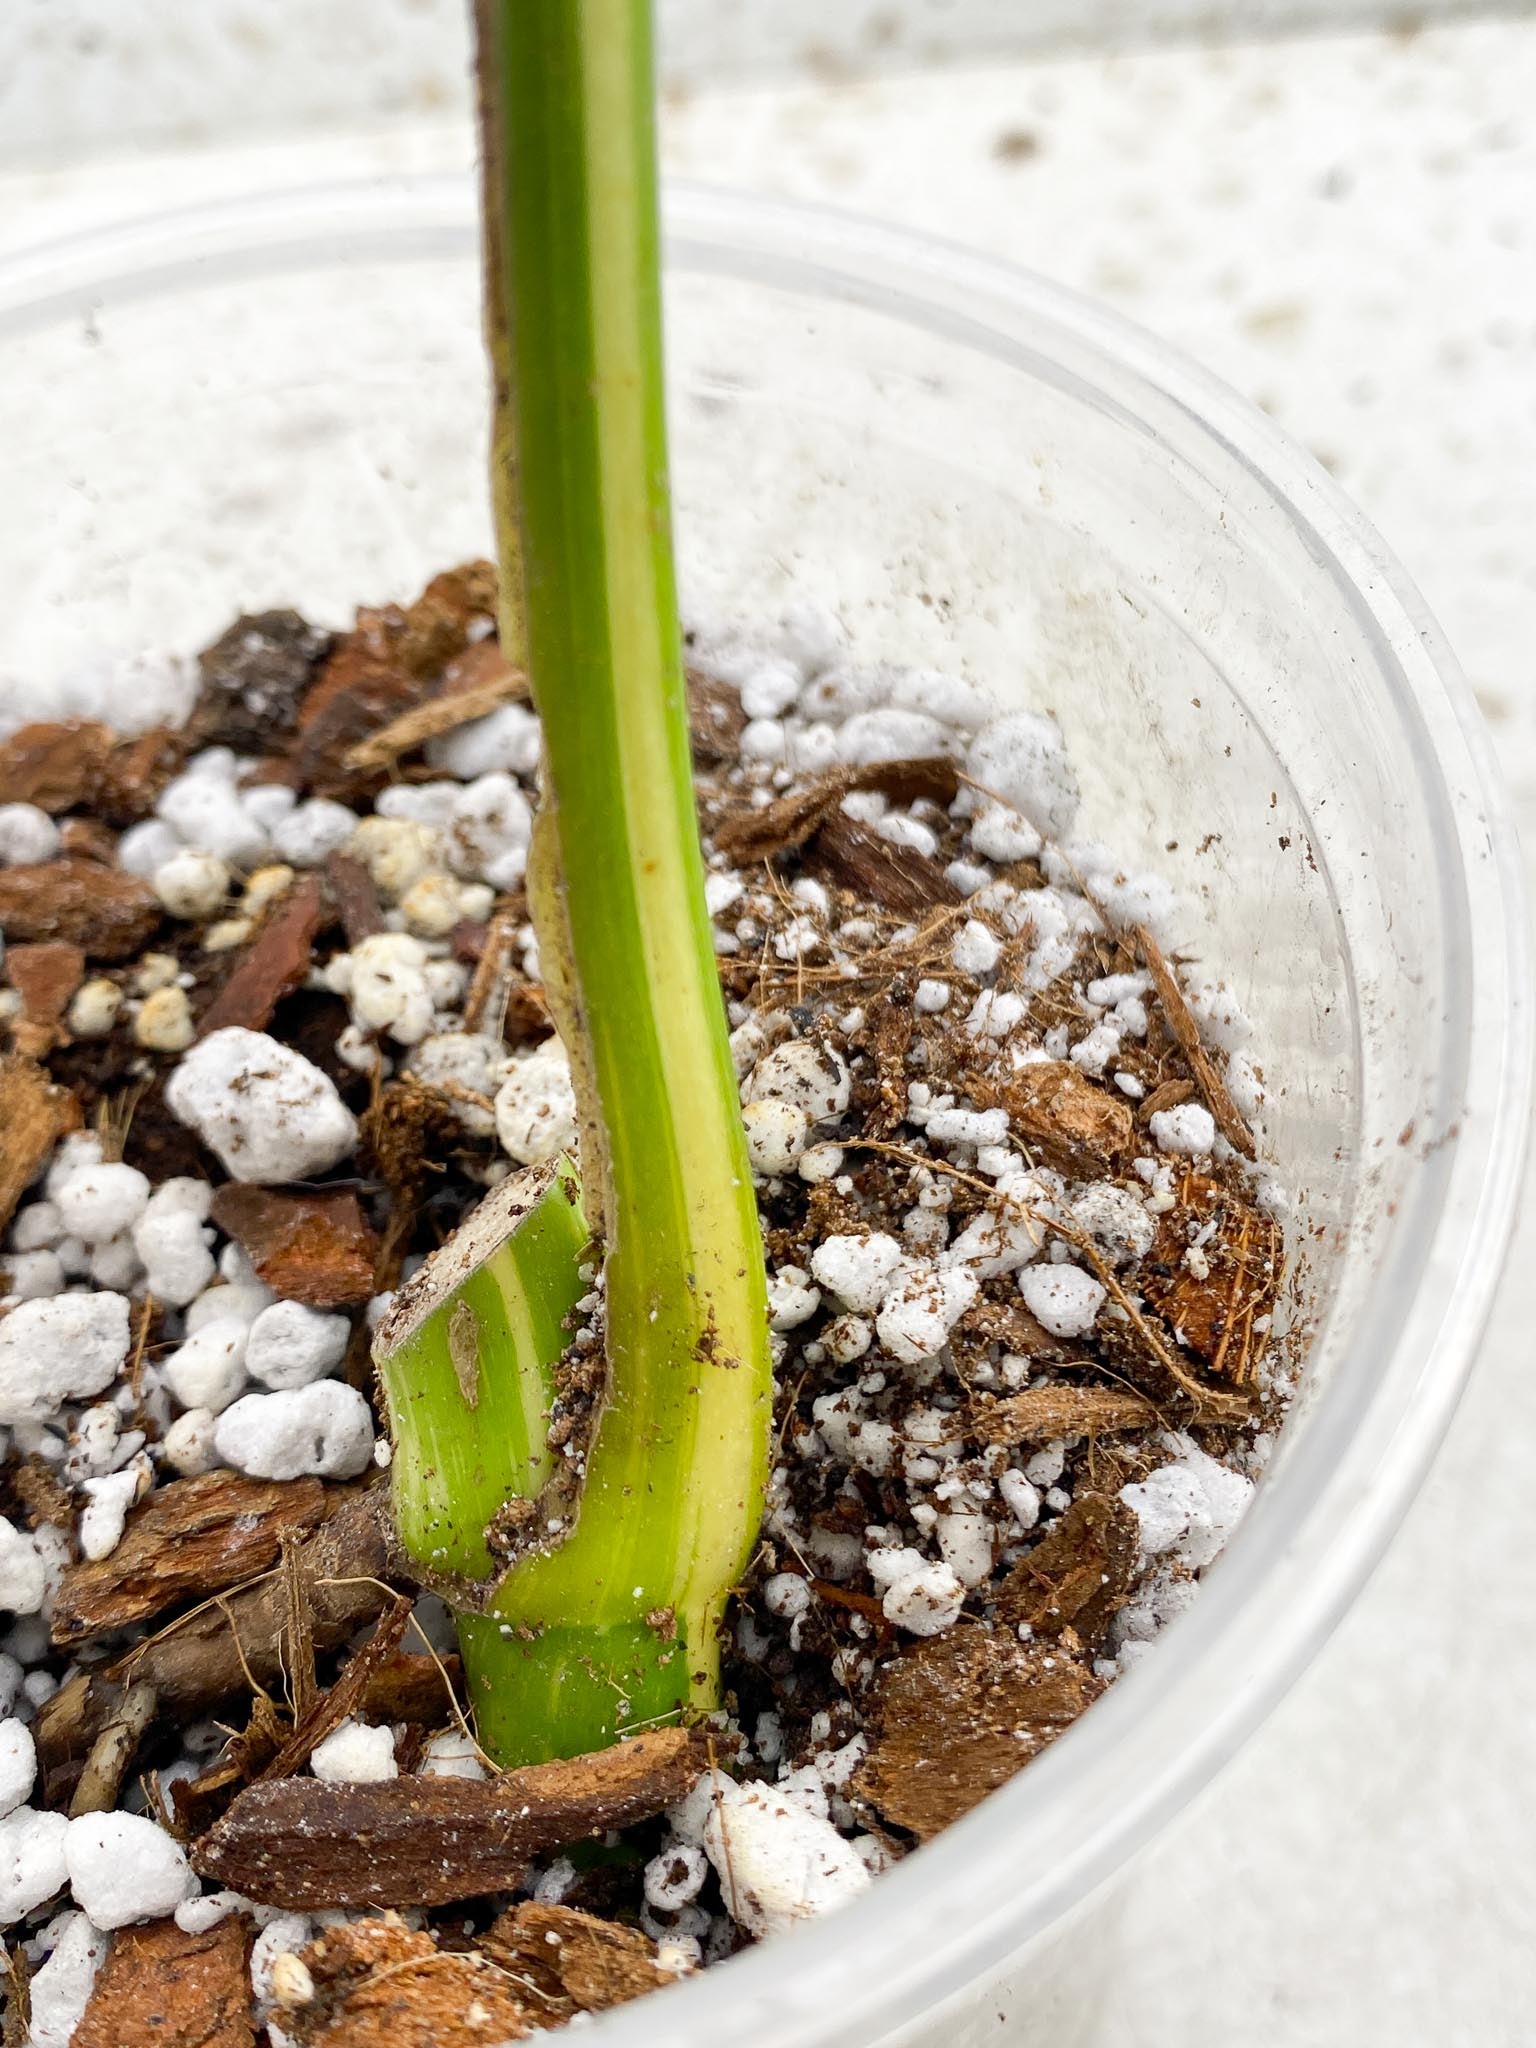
[1,190,1442,1411]
[0,183,1518,2048]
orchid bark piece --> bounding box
[378,0,772,1767]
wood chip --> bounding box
[978,1060,1135,1178]
[711,756,960,865]
[0,721,113,812]
[866,987,915,1137]
[50,1471,332,1648]
[993,1494,1140,1647]
[35,1485,396,1770]
[1134,926,1255,1159]
[194,1726,705,1909]
[0,1054,81,1237]
[98,727,189,826]
[685,668,747,766]
[855,1624,1103,1840]
[1137,1076,1196,1120]
[322,849,385,946]
[196,872,325,1038]
[358,1652,463,1726]
[283,1918,533,2046]
[0,858,160,960]
[969,1385,1159,1447]
[805,810,961,918]
[256,1595,412,1783]
[210,1184,379,1307]
[484,1902,670,2013]
[171,1691,290,1838]
[71,1916,253,2048]
[5,941,84,1033]
[191,609,333,753]
[67,1681,157,1817]
[1139,1170,1282,1384]
[341,649,528,774]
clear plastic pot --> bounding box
[0,180,1525,2045]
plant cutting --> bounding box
[375,0,772,1769]
[0,5,1507,2043]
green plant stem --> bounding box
[384,0,772,1767]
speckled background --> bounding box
[1,8,1534,2043]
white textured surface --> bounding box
[0,15,1532,2043]
[0,2,1507,163]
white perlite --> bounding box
[0,1293,130,1426]
[742,1098,811,1177]
[0,1720,36,1818]
[161,1318,250,1414]
[421,1730,487,1781]
[24,1910,108,2048]
[214,1381,374,1481]
[875,1262,978,1364]
[695,1772,870,1938]
[744,1040,851,1123]
[809,1232,905,1315]
[0,1806,69,1925]
[1120,1440,1255,1569]
[309,1718,398,1784]
[1017,1263,1106,1338]
[65,1811,197,1929]
[0,1521,47,1616]
[494,1041,579,1167]
[867,1546,967,1635]
[1148,1102,1217,1158]
[0,804,62,867]
[245,1301,351,1391]
[53,1164,150,1246]
[166,1028,358,1182]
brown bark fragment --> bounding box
[685,668,747,766]
[196,873,325,1037]
[210,1184,379,1307]
[1134,926,1256,1159]
[0,1054,81,1237]
[993,1494,1140,1647]
[68,1680,157,1817]
[256,1595,412,1783]
[6,942,84,1030]
[484,1903,670,2013]
[1138,1076,1196,1120]
[284,1917,533,2046]
[72,1915,253,2048]
[359,1652,463,1726]
[0,859,159,960]
[323,850,384,946]
[56,818,118,864]
[99,726,188,825]
[194,1726,706,1909]
[804,811,961,917]
[191,609,333,754]
[0,721,113,812]
[711,756,959,865]
[35,1486,396,1770]
[855,1625,1104,1840]
[8,1455,75,1532]
[866,990,915,1138]
[979,1060,1135,1178]
[969,1385,1159,1447]
[50,1471,331,1648]
[341,646,527,775]
[1139,1170,1282,1383]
